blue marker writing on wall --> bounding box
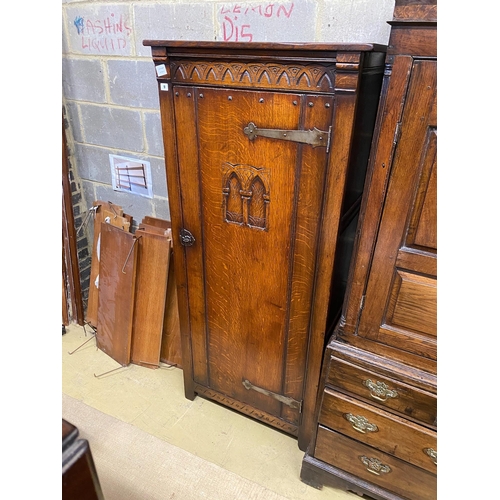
[74,16,84,35]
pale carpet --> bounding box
[63,393,291,500]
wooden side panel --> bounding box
[196,87,301,417]
[282,93,333,425]
[160,251,183,367]
[86,201,129,328]
[130,231,171,369]
[173,85,208,386]
[386,271,437,337]
[96,224,138,366]
[406,129,437,251]
[62,118,84,325]
[314,427,436,500]
[357,60,437,361]
[341,56,413,335]
[142,216,171,230]
[319,389,437,473]
[299,91,360,450]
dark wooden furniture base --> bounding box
[62,419,104,500]
[301,451,404,500]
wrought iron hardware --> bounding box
[180,228,195,247]
[242,379,302,412]
[243,122,332,152]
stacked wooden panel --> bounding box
[85,203,181,369]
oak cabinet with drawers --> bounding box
[300,1,437,498]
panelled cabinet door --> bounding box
[357,60,437,360]
[173,85,334,428]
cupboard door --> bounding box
[173,86,334,425]
[357,60,437,361]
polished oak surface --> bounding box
[301,1,437,497]
[145,40,385,449]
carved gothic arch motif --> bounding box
[222,162,270,230]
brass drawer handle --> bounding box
[363,379,398,402]
[424,447,437,465]
[343,413,379,434]
[359,456,392,476]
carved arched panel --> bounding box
[223,173,244,224]
[248,176,268,229]
[222,162,270,230]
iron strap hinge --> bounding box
[242,379,302,412]
[243,122,332,153]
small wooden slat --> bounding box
[130,230,172,369]
[142,216,171,230]
[123,213,134,228]
[140,218,182,367]
[136,223,169,235]
[96,223,138,366]
[86,201,130,327]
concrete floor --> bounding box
[62,323,358,500]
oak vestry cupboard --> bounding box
[144,41,386,450]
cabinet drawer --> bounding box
[319,388,437,473]
[327,358,436,427]
[314,426,436,500]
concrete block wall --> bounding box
[62,0,394,222]
[62,0,395,307]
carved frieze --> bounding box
[169,59,336,92]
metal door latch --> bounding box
[180,228,195,246]
[243,122,331,152]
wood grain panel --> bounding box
[326,358,437,426]
[158,81,195,398]
[357,60,437,358]
[408,129,437,250]
[130,231,171,369]
[314,427,436,500]
[173,85,208,386]
[282,93,333,425]
[142,216,171,230]
[160,250,183,367]
[96,223,138,366]
[136,223,169,236]
[319,389,437,473]
[342,56,413,334]
[86,201,129,328]
[197,88,300,416]
[386,270,436,337]
[299,91,360,450]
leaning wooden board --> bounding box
[86,201,130,328]
[96,223,138,366]
[130,230,172,369]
